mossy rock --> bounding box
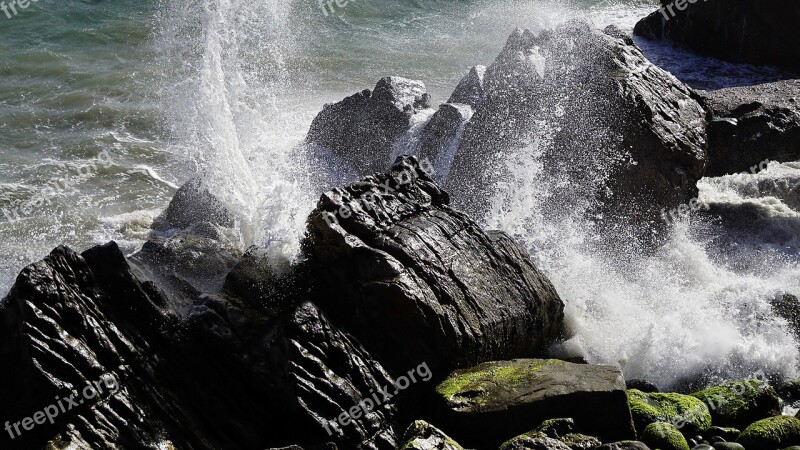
[498,430,572,450]
[559,433,602,449]
[738,416,800,450]
[398,420,464,450]
[436,359,563,402]
[628,389,711,436]
[639,422,690,450]
[536,418,575,438]
[691,379,780,429]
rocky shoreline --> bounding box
[2,1,800,449]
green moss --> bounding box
[738,416,800,450]
[691,379,779,428]
[498,431,548,450]
[640,422,690,450]
[627,389,711,436]
[436,359,563,400]
[560,433,602,449]
[399,420,464,450]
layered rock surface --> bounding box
[0,157,564,449]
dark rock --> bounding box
[693,445,714,450]
[447,66,486,108]
[627,379,660,393]
[633,0,800,72]
[699,80,800,176]
[0,242,402,450]
[776,377,800,402]
[536,418,575,439]
[707,427,741,442]
[594,442,651,450]
[417,103,474,184]
[446,22,707,237]
[305,77,431,176]
[304,156,564,375]
[712,442,744,450]
[163,178,235,230]
[499,431,572,450]
[559,433,602,450]
[396,420,463,450]
[771,293,800,337]
[433,359,635,448]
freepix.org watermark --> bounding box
[322,362,433,436]
[657,0,708,21]
[4,373,121,440]
[322,157,435,228]
[1,0,38,19]
[317,0,356,17]
[1,149,113,224]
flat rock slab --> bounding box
[434,359,635,448]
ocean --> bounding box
[0,0,797,389]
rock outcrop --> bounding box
[633,0,800,73]
[0,157,564,450]
[306,77,431,177]
[445,22,708,234]
[432,359,636,448]
[699,80,800,176]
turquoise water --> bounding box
[1,0,798,388]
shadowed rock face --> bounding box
[445,22,708,237]
[305,156,565,376]
[634,0,800,73]
[699,80,800,176]
[0,157,563,450]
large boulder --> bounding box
[445,22,707,234]
[699,80,800,176]
[690,379,781,429]
[305,77,432,176]
[304,156,564,375]
[633,0,800,72]
[432,359,636,448]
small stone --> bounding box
[712,443,744,450]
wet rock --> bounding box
[397,420,463,450]
[699,80,800,176]
[446,22,707,237]
[708,427,741,442]
[771,293,800,338]
[737,416,800,449]
[627,379,660,393]
[594,442,651,450]
[560,433,602,450]
[690,379,781,429]
[417,103,474,184]
[433,359,635,448]
[163,177,235,230]
[536,418,576,439]
[305,156,564,375]
[628,389,712,436]
[306,77,431,176]
[447,66,486,108]
[499,431,572,450]
[633,0,800,72]
[712,442,744,450]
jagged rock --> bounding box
[304,156,564,376]
[447,66,486,108]
[0,243,400,449]
[446,22,707,235]
[417,103,474,184]
[560,433,602,450]
[396,420,463,450]
[163,177,235,230]
[432,359,635,448]
[699,80,800,176]
[633,0,800,72]
[305,77,431,176]
[690,379,781,429]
